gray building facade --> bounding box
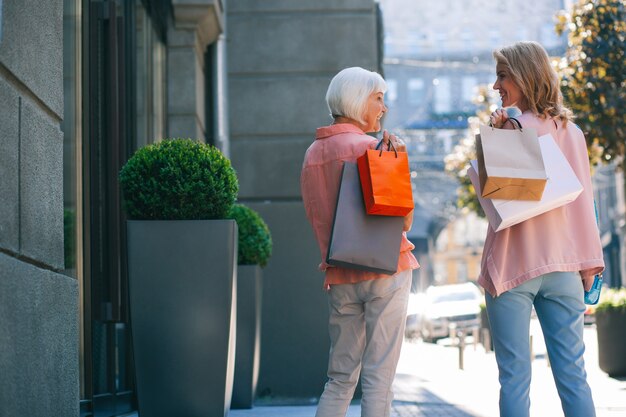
[227,0,383,399]
[0,0,79,415]
[1,0,384,414]
[1,0,227,415]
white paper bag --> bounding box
[476,124,547,200]
[468,134,583,232]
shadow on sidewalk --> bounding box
[392,373,479,417]
[392,399,477,416]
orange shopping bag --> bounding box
[357,139,414,216]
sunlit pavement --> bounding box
[394,323,626,417]
[230,321,626,417]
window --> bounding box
[64,1,171,414]
[61,0,83,395]
[385,79,398,107]
[136,2,167,148]
[384,34,396,56]
[460,30,474,50]
[407,30,422,54]
[84,0,137,412]
[457,261,468,283]
[435,32,448,51]
[434,77,451,114]
[541,23,559,47]
[489,29,500,47]
[434,261,446,285]
[454,217,468,245]
[462,76,477,103]
[408,78,424,105]
[62,0,81,278]
[517,27,529,42]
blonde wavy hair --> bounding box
[493,41,572,125]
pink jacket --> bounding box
[300,123,419,289]
[478,113,605,297]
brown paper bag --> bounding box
[469,134,583,232]
[476,123,547,201]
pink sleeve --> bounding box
[566,124,605,280]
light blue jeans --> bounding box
[485,271,595,417]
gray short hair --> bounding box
[325,67,387,125]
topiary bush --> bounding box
[596,287,626,314]
[119,138,239,220]
[228,204,272,267]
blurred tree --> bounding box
[444,86,498,217]
[448,0,625,218]
[556,0,625,288]
[555,0,626,165]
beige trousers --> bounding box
[315,269,412,417]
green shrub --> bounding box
[228,204,272,267]
[596,287,626,314]
[119,139,238,220]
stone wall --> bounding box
[0,1,78,415]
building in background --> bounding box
[432,212,488,285]
[377,0,569,287]
[379,0,567,129]
[593,163,626,288]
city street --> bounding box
[3,1,625,415]
[231,323,626,417]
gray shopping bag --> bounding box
[326,162,404,275]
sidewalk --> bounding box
[230,325,626,417]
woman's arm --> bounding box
[403,209,413,232]
[381,129,407,151]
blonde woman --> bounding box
[482,41,605,417]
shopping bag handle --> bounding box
[508,117,523,130]
[488,117,523,131]
[375,138,398,158]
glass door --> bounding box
[73,1,167,415]
[82,0,135,415]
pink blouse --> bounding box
[478,113,605,296]
[300,123,419,289]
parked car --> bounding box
[417,283,483,343]
[405,292,427,339]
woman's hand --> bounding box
[489,109,510,129]
[489,109,518,130]
[382,130,407,152]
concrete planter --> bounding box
[596,309,626,377]
[127,220,237,417]
[231,265,262,409]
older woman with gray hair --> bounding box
[301,67,419,417]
